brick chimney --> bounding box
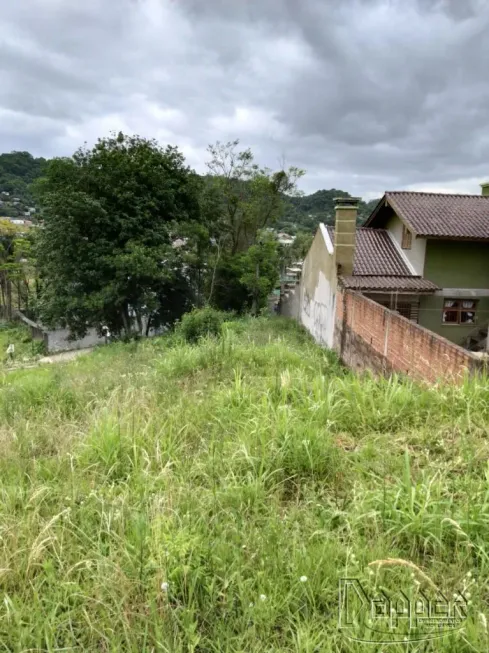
[481,182,489,197]
[334,197,360,276]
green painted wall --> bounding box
[418,296,489,345]
[418,240,489,345]
[423,240,489,288]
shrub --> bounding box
[177,307,231,343]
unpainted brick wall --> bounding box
[334,290,484,383]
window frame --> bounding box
[401,224,412,249]
[442,298,478,326]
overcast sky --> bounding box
[2,0,489,198]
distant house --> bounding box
[277,232,295,246]
[285,187,489,350]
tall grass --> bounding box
[0,317,488,651]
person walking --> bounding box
[102,326,111,345]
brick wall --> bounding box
[334,290,485,383]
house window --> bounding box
[442,299,477,325]
[393,303,413,320]
[401,225,412,249]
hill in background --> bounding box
[278,189,380,234]
[0,149,380,231]
[0,152,47,202]
[0,152,47,219]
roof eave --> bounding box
[338,275,439,293]
[363,193,422,237]
[362,194,387,228]
[357,289,437,295]
[420,234,489,242]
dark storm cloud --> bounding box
[1,0,489,196]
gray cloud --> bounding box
[1,0,489,197]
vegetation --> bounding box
[278,189,379,234]
[34,133,201,338]
[0,143,381,334]
[0,151,46,204]
[202,141,303,312]
[0,317,487,650]
[0,322,44,364]
[177,306,230,343]
[31,137,304,330]
[0,219,36,320]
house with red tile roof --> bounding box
[281,188,489,350]
[364,190,489,347]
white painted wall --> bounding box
[297,225,337,348]
[386,213,427,276]
[46,327,105,353]
[300,271,336,347]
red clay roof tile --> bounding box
[340,275,439,292]
[326,226,411,276]
[375,191,489,239]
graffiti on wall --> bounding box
[300,279,335,348]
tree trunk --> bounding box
[135,311,143,336]
[145,315,152,337]
[23,278,30,311]
[251,261,260,315]
[0,274,5,319]
[6,279,12,321]
[121,305,131,338]
[207,240,221,306]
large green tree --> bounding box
[205,140,304,311]
[35,132,201,337]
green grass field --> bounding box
[0,322,45,367]
[0,317,488,651]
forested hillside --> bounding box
[278,189,380,233]
[0,151,47,203]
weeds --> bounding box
[0,317,487,651]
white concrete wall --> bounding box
[280,285,301,320]
[46,327,105,353]
[386,213,426,276]
[297,225,337,348]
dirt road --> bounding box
[39,348,94,364]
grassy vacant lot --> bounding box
[0,317,488,651]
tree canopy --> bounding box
[3,135,380,336]
[35,133,201,337]
[202,140,304,312]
